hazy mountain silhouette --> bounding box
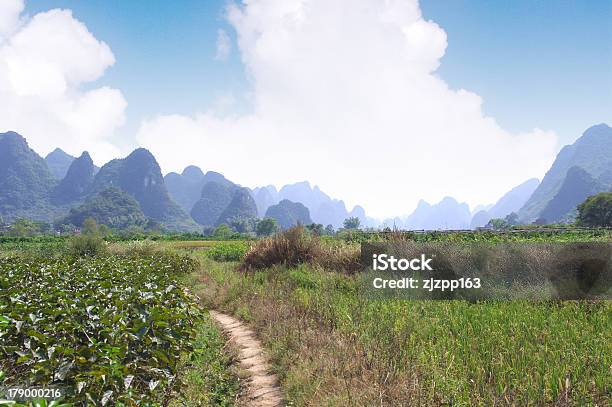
[191,181,237,226]
[470,210,491,229]
[52,152,95,205]
[519,124,612,222]
[217,187,258,225]
[403,197,471,230]
[252,185,279,216]
[165,166,238,214]
[45,148,75,180]
[252,180,370,228]
[265,199,312,229]
[470,178,540,228]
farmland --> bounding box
[1,228,611,406]
[0,245,238,406]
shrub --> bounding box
[66,233,107,257]
[239,226,360,273]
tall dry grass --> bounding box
[239,226,361,273]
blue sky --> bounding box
[25,0,611,146]
[25,0,249,143]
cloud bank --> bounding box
[137,0,557,217]
[0,1,126,161]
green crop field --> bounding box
[0,248,238,406]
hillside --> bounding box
[265,199,312,229]
[0,131,58,221]
[92,149,198,231]
[52,152,95,205]
[217,187,258,225]
[59,187,147,229]
[191,181,238,226]
[539,166,603,223]
[519,124,612,222]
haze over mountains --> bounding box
[0,123,611,231]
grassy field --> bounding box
[196,229,612,406]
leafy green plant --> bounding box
[0,253,202,405]
[205,241,250,262]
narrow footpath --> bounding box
[209,311,285,407]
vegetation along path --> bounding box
[210,310,285,407]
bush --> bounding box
[66,218,107,257]
[66,233,107,257]
[239,226,360,273]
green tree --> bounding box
[343,217,361,230]
[229,216,255,234]
[213,224,233,239]
[576,192,612,227]
[256,218,278,236]
[306,223,324,235]
[9,218,39,237]
[485,218,509,231]
[324,224,335,235]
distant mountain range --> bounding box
[1,123,610,231]
[382,197,472,230]
[0,132,197,231]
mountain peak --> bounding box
[0,130,24,139]
[583,123,610,136]
[45,147,76,179]
[79,151,92,160]
[127,147,156,161]
[182,165,204,180]
[49,147,68,156]
[52,150,95,204]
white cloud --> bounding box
[136,0,556,218]
[215,28,231,61]
[0,0,23,40]
[0,2,126,163]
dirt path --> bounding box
[210,310,285,407]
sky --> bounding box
[1,0,610,218]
